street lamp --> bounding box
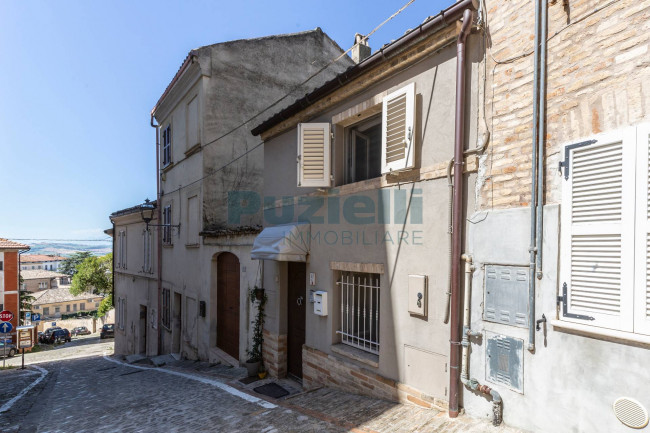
[139,198,180,231]
[140,199,156,229]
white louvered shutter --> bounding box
[560,129,636,331]
[297,123,331,187]
[634,125,650,335]
[381,83,415,174]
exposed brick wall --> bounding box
[262,329,287,378]
[3,251,20,342]
[302,345,448,410]
[479,0,650,209]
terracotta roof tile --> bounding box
[21,254,66,263]
[21,270,69,280]
[0,238,30,249]
[32,288,103,306]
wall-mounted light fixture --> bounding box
[139,198,181,231]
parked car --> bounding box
[40,327,62,344]
[100,324,114,339]
[0,341,17,357]
[46,329,71,344]
[72,326,91,336]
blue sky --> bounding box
[0,0,451,241]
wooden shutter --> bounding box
[381,83,415,174]
[635,125,650,335]
[297,123,331,187]
[560,129,636,331]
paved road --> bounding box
[0,340,341,432]
[2,334,114,367]
[0,337,526,433]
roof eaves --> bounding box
[250,0,475,137]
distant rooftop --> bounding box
[32,288,102,306]
[21,270,68,280]
[0,238,30,250]
[21,254,66,263]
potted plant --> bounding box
[245,286,267,377]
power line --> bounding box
[159,0,419,199]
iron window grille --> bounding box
[336,272,380,354]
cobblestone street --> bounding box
[0,338,525,432]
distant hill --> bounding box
[22,241,112,257]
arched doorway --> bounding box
[217,252,240,360]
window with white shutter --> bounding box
[297,123,331,187]
[634,125,650,335]
[381,83,416,174]
[560,127,642,333]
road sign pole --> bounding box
[21,348,25,370]
[2,335,5,369]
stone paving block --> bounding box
[150,354,175,367]
[125,354,147,364]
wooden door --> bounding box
[217,252,240,360]
[287,262,306,379]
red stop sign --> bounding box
[0,311,13,322]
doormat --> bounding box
[239,376,260,385]
[253,383,290,399]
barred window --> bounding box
[337,272,380,354]
[162,288,171,329]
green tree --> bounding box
[19,275,35,325]
[59,251,93,276]
[70,253,113,296]
[97,293,113,317]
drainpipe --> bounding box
[535,0,548,283]
[151,113,162,355]
[449,8,474,419]
[459,254,502,426]
[444,158,454,325]
[528,0,546,353]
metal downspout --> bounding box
[444,158,454,324]
[449,8,474,418]
[528,0,542,353]
[151,114,163,355]
[535,0,548,283]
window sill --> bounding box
[185,243,199,249]
[550,319,650,348]
[163,243,174,248]
[331,343,379,368]
[161,162,174,173]
[184,143,201,157]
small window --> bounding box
[73,304,77,312]
[162,288,171,328]
[337,272,380,354]
[163,205,173,245]
[55,306,60,313]
[43,307,50,315]
[162,124,172,166]
[0,261,3,271]
[143,228,153,273]
[66,305,70,312]
[345,115,382,184]
[80,303,86,311]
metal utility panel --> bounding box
[408,275,427,317]
[486,332,524,393]
[484,265,529,328]
[404,345,447,399]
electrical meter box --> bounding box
[408,275,428,317]
[314,291,328,316]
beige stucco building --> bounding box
[31,288,103,320]
[21,269,70,292]
[111,30,354,363]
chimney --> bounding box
[351,33,371,64]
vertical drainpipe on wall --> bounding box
[151,113,162,355]
[449,8,474,419]
[528,0,547,353]
[111,220,116,312]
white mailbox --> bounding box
[313,291,328,316]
